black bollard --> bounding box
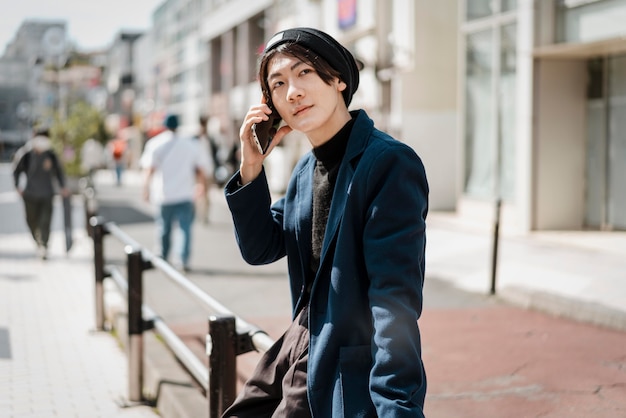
[127,247,145,402]
[91,216,107,330]
[208,315,237,418]
[490,198,502,295]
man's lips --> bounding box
[293,105,312,116]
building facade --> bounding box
[147,0,211,135]
[0,21,68,158]
[195,0,459,194]
[0,20,106,160]
[459,0,626,232]
[7,1,623,233]
[104,31,143,130]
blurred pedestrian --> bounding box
[223,28,428,417]
[193,115,215,225]
[140,114,210,272]
[13,127,69,260]
[108,136,128,186]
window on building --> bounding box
[556,0,626,43]
[466,0,494,20]
[466,0,518,20]
[464,29,495,199]
[501,0,518,12]
[463,4,518,201]
[498,23,517,201]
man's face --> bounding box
[267,53,349,146]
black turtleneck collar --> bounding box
[312,116,355,166]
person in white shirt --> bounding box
[140,114,210,271]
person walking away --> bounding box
[193,115,215,224]
[13,127,69,260]
[222,27,428,417]
[109,136,128,186]
[140,114,210,272]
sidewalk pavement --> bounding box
[426,211,626,331]
[0,202,159,417]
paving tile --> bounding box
[0,230,159,417]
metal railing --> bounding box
[81,179,275,417]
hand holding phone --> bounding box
[252,113,281,155]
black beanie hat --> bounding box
[263,27,360,106]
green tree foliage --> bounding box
[50,101,109,176]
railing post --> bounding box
[208,315,237,418]
[91,216,107,331]
[127,246,145,402]
[490,198,502,295]
[83,186,97,238]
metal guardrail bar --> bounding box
[249,330,275,354]
[144,304,209,390]
[108,265,209,390]
[148,256,272,346]
[104,222,144,254]
[87,195,278,413]
[105,221,274,354]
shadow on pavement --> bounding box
[424,275,502,310]
[0,272,37,282]
[97,202,154,225]
[0,250,38,261]
[188,267,288,278]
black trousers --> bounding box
[23,195,53,248]
[222,308,312,418]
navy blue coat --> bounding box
[225,110,428,417]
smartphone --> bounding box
[252,113,281,154]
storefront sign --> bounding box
[338,0,357,29]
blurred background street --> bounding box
[3,1,626,416]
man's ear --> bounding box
[337,79,347,92]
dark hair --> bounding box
[164,114,179,130]
[258,42,342,109]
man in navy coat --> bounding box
[224,28,428,417]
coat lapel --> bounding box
[295,157,315,277]
[318,110,373,269]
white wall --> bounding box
[533,59,587,230]
[402,110,457,210]
[399,0,458,210]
